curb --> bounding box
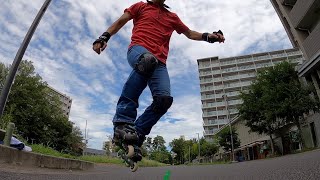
[0,145,94,170]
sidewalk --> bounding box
[0,145,94,170]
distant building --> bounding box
[197,48,304,140]
[180,135,185,140]
[271,0,320,148]
[46,85,72,118]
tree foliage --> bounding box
[169,137,218,165]
[238,61,320,151]
[142,135,172,164]
[0,60,83,155]
[215,126,240,152]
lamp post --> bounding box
[189,145,191,163]
[0,0,52,118]
[196,133,200,162]
[222,94,235,162]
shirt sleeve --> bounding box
[124,1,144,19]
[173,14,190,34]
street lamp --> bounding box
[0,0,52,118]
[222,94,236,162]
[196,133,200,162]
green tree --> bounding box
[142,137,153,158]
[200,139,218,157]
[0,60,83,154]
[238,61,320,153]
[216,127,240,153]
[152,135,166,151]
[63,124,84,156]
[169,137,186,164]
[149,135,172,164]
[150,150,172,164]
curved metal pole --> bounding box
[0,0,52,118]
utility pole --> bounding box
[196,133,200,162]
[223,94,235,162]
[0,0,52,119]
[83,120,88,156]
[189,145,191,163]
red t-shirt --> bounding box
[124,1,190,64]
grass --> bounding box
[29,144,167,167]
[197,161,231,165]
[138,158,167,167]
[79,155,123,164]
[30,144,76,159]
[183,160,230,166]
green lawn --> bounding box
[30,144,167,167]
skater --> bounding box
[93,0,225,170]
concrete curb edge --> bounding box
[0,145,94,170]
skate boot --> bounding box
[129,133,145,163]
[112,123,140,172]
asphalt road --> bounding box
[1,149,320,180]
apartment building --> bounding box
[198,48,304,139]
[271,0,320,148]
[46,86,72,118]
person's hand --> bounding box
[202,30,225,43]
[208,32,225,43]
[93,32,111,54]
[93,41,107,54]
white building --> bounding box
[197,48,304,139]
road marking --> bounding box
[163,170,171,180]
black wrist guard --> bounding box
[93,32,111,46]
[202,30,223,43]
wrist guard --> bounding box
[202,30,223,43]
[93,32,111,46]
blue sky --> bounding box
[0,0,292,149]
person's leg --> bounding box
[134,63,173,145]
[113,46,162,163]
[112,46,150,125]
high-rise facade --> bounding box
[198,48,304,139]
[271,0,320,148]
[271,0,320,97]
[46,86,72,118]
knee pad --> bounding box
[135,53,158,76]
[151,96,173,114]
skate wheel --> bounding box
[124,161,130,167]
[117,150,123,158]
[130,162,138,172]
[127,145,135,158]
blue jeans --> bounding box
[113,45,171,136]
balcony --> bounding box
[202,102,225,109]
[223,75,240,81]
[281,0,297,7]
[199,71,212,77]
[203,111,217,118]
[200,79,213,84]
[236,57,253,64]
[252,55,271,61]
[201,94,215,100]
[204,129,219,136]
[228,99,243,106]
[225,91,240,97]
[200,86,214,92]
[290,0,316,29]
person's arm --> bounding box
[183,29,225,43]
[93,12,132,54]
[106,12,132,36]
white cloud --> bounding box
[0,0,292,150]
